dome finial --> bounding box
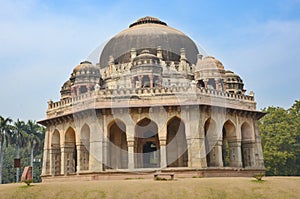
[129,16,167,28]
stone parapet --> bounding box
[45,86,256,120]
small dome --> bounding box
[225,70,245,94]
[133,50,159,63]
[225,70,243,83]
[70,61,101,86]
[60,80,71,99]
[73,61,98,73]
[201,56,224,70]
[99,16,199,67]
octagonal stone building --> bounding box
[39,17,265,181]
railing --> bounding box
[47,86,254,111]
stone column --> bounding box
[215,79,219,90]
[149,74,154,88]
[199,138,208,168]
[203,80,208,89]
[228,141,243,167]
[49,149,54,176]
[131,77,135,89]
[102,138,108,170]
[76,144,81,173]
[158,77,162,87]
[253,120,265,168]
[60,146,65,175]
[138,75,143,88]
[242,141,256,168]
[42,130,50,176]
[159,139,167,168]
[89,120,103,172]
[189,137,203,168]
[209,140,223,167]
[127,140,135,170]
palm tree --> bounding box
[12,119,27,182]
[0,116,12,184]
[25,120,45,182]
[25,120,42,167]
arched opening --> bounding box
[135,118,160,168]
[80,85,87,94]
[241,122,253,168]
[80,124,90,171]
[65,127,77,174]
[141,75,150,88]
[133,76,139,88]
[167,117,188,167]
[207,78,216,90]
[51,130,61,175]
[204,118,217,167]
[197,80,205,88]
[222,120,236,167]
[153,76,159,87]
[108,120,128,169]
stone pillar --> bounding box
[42,130,50,176]
[228,141,243,167]
[189,137,203,168]
[199,138,208,168]
[242,141,256,168]
[127,140,135,170]
[159,139,167,168]
[203,80,208,89]
[253,120,265,168]
[131,77,135,89]
[76,144,81,173]
[102,139,108,170]
[138,75,143,88]
[149,74,154,88]
[215,79,219,91]
[209,140,223,167]
[89,120,103,172]
[60,146,65,175]
[49,149,54,176]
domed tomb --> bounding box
[99,16,199,67]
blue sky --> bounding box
[0,0,300,121]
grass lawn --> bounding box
[0,177,299,199]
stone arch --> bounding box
[108,119,128,169]
[64,127,77,174]
[207,78,216,89]
[166,116,188,167]
[223,120,237,140]
[241,122,255,168]
[204,118,217,167]
[142,75,150,88]
[51,130,61,175]
[134,117,160,168]
[52,130,60,147]
[80,124,90,171]
[241,122,253,141]
[222,120,236,167]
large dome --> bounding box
[99,16,199,67]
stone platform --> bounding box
[41,168,265,182]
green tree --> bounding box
[0,116,12,184]
[259,101,300,176]
[12,119,27,182]
[288,100,300,175]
